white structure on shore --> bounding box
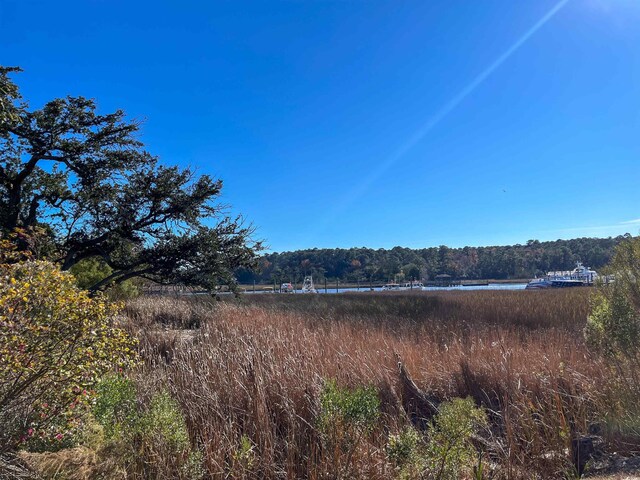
[302,276,317,293]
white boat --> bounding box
[280,282,294,293]
[525,278,551,289]
[402,281,424,290]
[525,262,598,289]
[381,283,401,291]
[569,262,598,283]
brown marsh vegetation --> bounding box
[105,289,639,479]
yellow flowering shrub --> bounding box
[0,260,138,451]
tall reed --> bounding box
[123,290,627,479]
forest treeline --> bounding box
[236,236,627,284]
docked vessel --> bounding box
[280,282,294,293]
[381,282,424,291]
[525,262,598,289]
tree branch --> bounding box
[88,266,152,293]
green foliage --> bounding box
[606,235,640,311]
[585,236,640,446]
[232,434,256,473]
[92,380,203,480]
[70,257,139,299]
[387,426,422,472]
[424,397,487,480]
[0,260,138,452]
[92,375,138,441]
[319,379,380,434]
[142,391,191,452]
[586,236,640,366]
[70,257,113,291]
[585,288,640,360]
[386,398,487,480]
[318,380,380,476]
[0,66,21,123]
[133,390,204,480]
[601,392,640,441]
[402,263,422,281]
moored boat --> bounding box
[525,278,553,289]
[280,282,294,293]
[525,262,598,289]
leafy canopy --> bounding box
[0,66,260,291]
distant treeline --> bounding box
[236,236,626,284]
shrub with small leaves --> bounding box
[585,235,640,365]
[585,236,640,445]
[387,426,422,477]
[0,260,138,451]
[319,379,380,434]
[141,391,192,452]
[423,397,487,480]
[93,383,203,480]
[387,426,421,466]
[386,398,487,480]
[232,434,256,473]
[93,374,139,441]
[586,288,640,362]
[318,379,380,476]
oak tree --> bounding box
[0,67,260,292]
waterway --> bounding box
[245,283,528,294]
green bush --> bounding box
[319,379,380,433]
[138,391,204,479]
[585,235,640,365]
[424,397,487,480]
[387,397,487,480]
[93,375,139,441]
[70,257,139,300]
[92,379,203,480]
[585,236,640,445]
[586,288,640,362]
[387,426,422,477]
[231,434,256,473]
[318,380,380,476]
[142,391,192,452]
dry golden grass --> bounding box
[116,289,639,479]
[18,446,128,480]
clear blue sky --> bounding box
[2,0,639,252]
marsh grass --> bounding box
[118,290,637,479]
[229,289,591,331]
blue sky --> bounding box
[2,0,639,252]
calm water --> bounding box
[245,283,528,294]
